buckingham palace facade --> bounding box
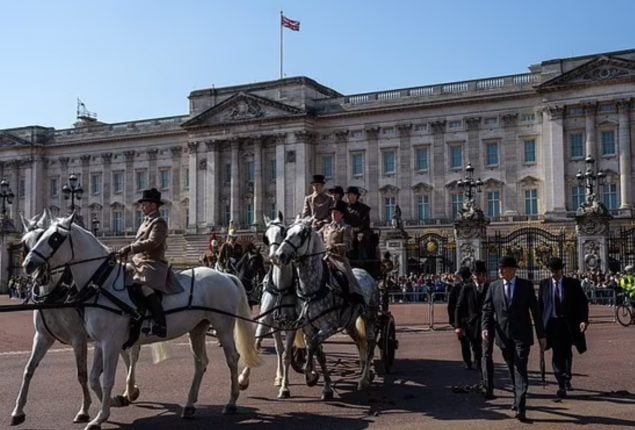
[1,49,635,261]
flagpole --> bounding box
[279,10,283,79]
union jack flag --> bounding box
[281,15,300,31]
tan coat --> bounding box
[302,192,333,227]
[128,211,182,294]
[322,220,363,297]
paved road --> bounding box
[0,297,633,429]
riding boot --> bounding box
[143,293,167,338]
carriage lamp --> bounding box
[0,179,14,217]
[457,162,483,203]
[576,155,606,204]
[91,217,100,236]
[62,173,83,213]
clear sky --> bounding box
[1,0,634,130]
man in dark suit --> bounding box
[448,271,473,369]
[482,256,546,422]
[538,257,589,398]
[455,261,492,395]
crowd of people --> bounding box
[7,276,31,300]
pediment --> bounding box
[538,55,635,92]
[182,92,306,128]
[411,182,433,193]
[0,132,31,148]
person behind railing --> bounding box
[621,265,635,307]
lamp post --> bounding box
[576,155,606,207]
[457,162,483,206]
[0,179,15,218]
[91,217,100,236]
[62,173,83,214]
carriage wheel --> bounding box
[290,346,307,374]
[616,305,633,327]
[381,318,397,373]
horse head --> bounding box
[263,212,286,263]
[274,217,322,266]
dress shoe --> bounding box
[565,381,573,391]
[484,392,496,400]
[557,388,567,398]
[510,404,518,411]
[515,412,531,423]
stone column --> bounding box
[22,159,34,219]
[147,148,158,188]
[229,139,240,227]
[10,160,20,220]
[501,113,519,216]
[397,123,413,220]
[365,127,380,221]
[430,121,446,218]
[205,140,220,227]
[101,153,113,233]
[80,155,91,222]
[576,212,611,274]
[583,102,598,160]
[59,157,70,214]
[617,99,632,211]
[543,106,567,217]
[187,141,199,232]
[335,130,349,189]
[169,146,182,229]
[123,150,136,231]
[253,137,263,228]
[274,134,287,216]
[294,131,313,216]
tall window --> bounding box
[185,208,190,227]
[19,179,25,198]
[113,211,124,233]
[384,196,396,222]
[135,210,144,228]
[415,147,429,171]
[160,208,170,227]
[487,191,501,217]
[184,167,190,189]
[113,171,124,194]
[270,159,277,181]
[570,133,584,158]
[450,146,462,169]
[602,183,619,209]
[246,203,254,225]
[224,164,231,183]
[159,169,170,190]
[322,155,334,179]
[417,195,430,222]
[91,173,102,195]
[485,142,499,166]
[524,189,538,215]
[245,161,255,182]
[451,193,463,218]
[50,177,59,197]
[135,170,147,191]
[571,185,585,211]
[524,139,536,163]
[601,130,616,155]
[352,152,364,177]
[383,151,396,174]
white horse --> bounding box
[22,213,261,430]
[274,216,379,399]
[11,212,141,426]
[238,212,302,398]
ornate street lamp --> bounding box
[62,173,83,213]
[457,162,483,204]
[91,217,100,236]
[576,154,606,207]
[0,179,15,217]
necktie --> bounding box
[554,281,563,317]
[505,281,511,302]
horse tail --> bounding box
[355,315,367,346]
[228,274,262,368]
[294,329,306,348]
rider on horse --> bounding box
[118,188,182,338]
[321,200,366,306]
[218,228,242,273]
[303,174,333,230]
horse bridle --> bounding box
[263,222,286,248]
[279,223,313,259]
[28,223,75,269]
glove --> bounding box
[118,246,131,259]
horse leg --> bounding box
[88,345,103,401]
[11,331,55,425]
[85,342,121,430]
[182,321,209,419]
[278,330,295,399]
[303,330,320,388]
[69,336,92,423]
[273,331,285,387]
[348,317,371,390]
[218,320,241,415]
[314,345,334,401]
[113,345,141,406]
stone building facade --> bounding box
[1,49,634,276]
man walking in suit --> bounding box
[448,271,473,370]
[482,256,546,422]
[538,257,589,398]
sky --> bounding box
[1,0,634,130]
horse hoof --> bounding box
[305,372,319,387]
[181,406,196,419]
[278,389,291,399]
[128,386,140,402]
[111,395,130,407]
[238,380,249,391]
[223,404,238,415]
[74,413,90,423]
[84,424,101,430]
[10,414,25,426]
[321,391,334,401]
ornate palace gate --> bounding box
[406,233,456,275]
[607,227,635,272]
[483,227,578,283]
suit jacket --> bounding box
[538,276,589,354]
[447,283,463,327]
[129,212,182,294]
[302,192,333,224]
[481,277,545,348]
[455,280,489,340]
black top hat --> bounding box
[547,257,564,271]
[498,255,519,268]
[456,266,472,280]
[329,185,344,195]
[331,200,348,214]
[473,260,487,274]
[311,174,326,184]
[137,188,164,206]
[345,186,360,195]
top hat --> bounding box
[329,185,344,195]
[331,200,348,214]
[473,260,487,274]
[547,257,564,271]
[311,174,326,184]
[456,266,472,280]
[137,188,164,205]
[498,255,519,268]
[345,186,360,196]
